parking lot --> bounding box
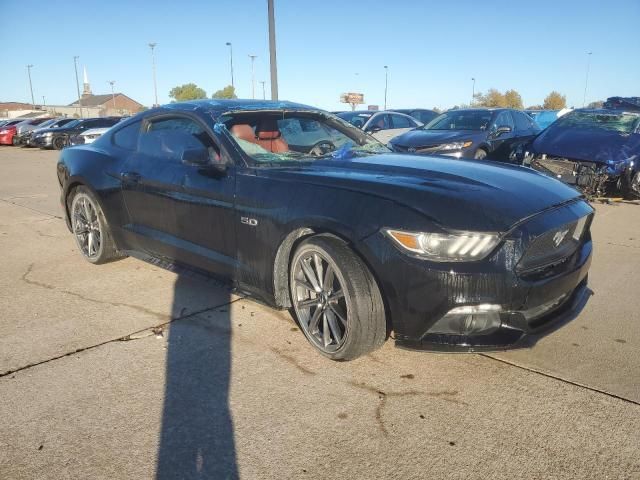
[0,146,639,479]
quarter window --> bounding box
[113,121,141,150]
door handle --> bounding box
[121,172,141,183]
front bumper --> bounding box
[32,135,53,148]
[359,200,594,352]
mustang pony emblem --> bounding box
[553,229,569,247]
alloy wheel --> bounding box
[72,194,102,259]
[291,250,349,353]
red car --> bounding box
[0,119,27,145]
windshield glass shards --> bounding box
[556,111,640,134]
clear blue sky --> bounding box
[1,0,639,110]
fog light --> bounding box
[429,304,502,335]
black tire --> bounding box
[52,136,66,150]
[289,235,386,360]
[12,136,19,146]
[69,186,124,264]
[474,148,488,160]
[620,171,640,200]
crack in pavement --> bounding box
[0,263,244,378]
[481,353,640,407]
[347,380,467,436]
[0,197,62,220]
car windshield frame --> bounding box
[217,109,390,167]
[423,110,494,131]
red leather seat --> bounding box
[255,120,289,153]
[230,124,256,144]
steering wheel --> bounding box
[309,141,336,156]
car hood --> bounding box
[264,153,582,232]
[36,126,78,135]
[532,126,640,164]
[390,129,483,148]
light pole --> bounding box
[149,42,159,107]
[383,65,388,110]
[582,51,593,107]
[42,96,46,107]
[108,80,116,111]
[26,64,35,109]
[471,77,476,106]
[225,42,234,88]
[260,81,266,100]
[248,54,257,99]
[267,0,279,100]
[73,56,83,118]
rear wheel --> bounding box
[69,187,123,264]
[289,235,386,360]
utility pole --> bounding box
[582,51,592,107]
[260,81,266,100]
[225,42,234,88]
[149,42,159,107]
[26,64,35,109]
[267,0,279,100]
[471,77,476,106]
[383,65,388,110]
[73,56,83,118]
[248,54,257,99]
[108,80,116,111]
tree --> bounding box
[543,91,567,110]
[504,89,523,109]
[526,105,544,110]
[587,100,604,109]
[212,85,238,99]
[475,89,507,108]
[168,83,207,102]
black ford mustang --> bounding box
[57,100,594,360]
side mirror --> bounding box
[495,125,512,136]
[181,146,211,166]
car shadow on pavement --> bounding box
[156,271,238,480]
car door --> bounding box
[119,114,237,276]
[509,111,540,162]
[386,113,420,143]
[487,110,516,160]
[364,113,392,143]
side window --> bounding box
[113,121,141,150]
[368,114,391,130]
[513,112,532,132]
[418,111,438,124]
[390,114,413,129]
[494,111,515,130]
[140,116,219,162]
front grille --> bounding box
[519,215,590,271]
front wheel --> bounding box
[70,187,124,264]
[289,235,386,360]
[52,136,67,150]
[474,148,488,160]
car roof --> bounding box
[154,99,319,119]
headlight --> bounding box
[439,141,473,151]
[385,229,500,262]
[43,132,53,137]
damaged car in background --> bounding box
[524,98,640,199]
[57,100,593,360]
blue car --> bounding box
[526,105,640,199]
[525,110,560,130]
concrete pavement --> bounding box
[0,147,638,479]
